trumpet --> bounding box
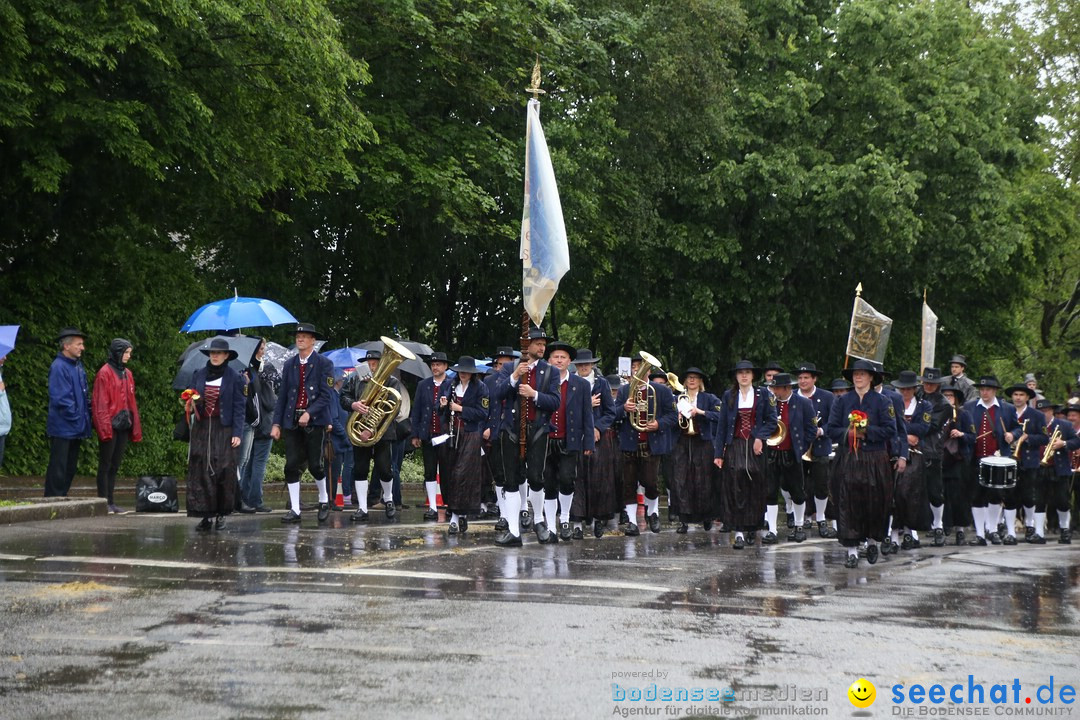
[346,336,416,447]
[668,372,697,436]
[1011,419,1028,460]
[1041,425,1062,467]
[628,351,663,432]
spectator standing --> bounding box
[91,339,142,513]
[45,328,92,496]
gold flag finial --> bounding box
[855,282,863,297]
[527,55,545,99]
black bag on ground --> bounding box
[136,475,179,513]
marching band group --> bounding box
[201,323,1080,568]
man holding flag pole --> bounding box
[492,59,572,548]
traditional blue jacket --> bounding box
[712,386,779,459]
[583,373,616,434]
[676,391,722,443]
[1012,404,1049,471]
[410,376,452,442]
[548,371,596,452]
[47,353,91,439]
[881,386,909,461]
[492,359,560,436]
[773,392,817,459]
[1044,418,1080,477]
[447,378,490,434]
[962,399,1020,461]
[827,390,897,454]
[272,352,335,429]
[798,387,834,458]
[193,366,247,439]
[614,380,678,455]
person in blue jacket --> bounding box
[410,352,452,521]
[963,376,1021,545]
[570,349,617,539]
[441,356,490,535]
[271,323,335,525]
[766,373,817,543]
[826,359,897,568]
[670,368,722,535]
[1035,399,1080,544]
[185,338,247,531]
[940,379,975,545]
[44,327,92,497]
[1005,382,1048,544]
[885,370,935,553]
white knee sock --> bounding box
[519,485,528,507]
[625,503,638,527]
[544,498,559,529]
[574,521,583,531]
[495,489,504,514]
[1059,510,1071,532]
[1003,507,1017,537]
[816,496,829,523]
[971,506,986,537]
[885,515,893,538]
[1024,505,1035,527]
[528,489,545,522]
[425,481,438,510]
[987,503,1003,532]
[381,480,393,502]
[315,476,328,504]
[558,492,573,524]
[793,502,805,528]
[503,489,521,536]
[781,490,793,514]
[287,482,301,513]
[356,481,369,512]
[645,496,659,517]
[450,512,460,526]
[1034,512,1046,537]
[911,530,919,541]
[765,505,778,534]
[931,504,944,530]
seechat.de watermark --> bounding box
[888,676,1076,716]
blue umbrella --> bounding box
[180,294,297,333]
[0,325,18,356]
[322,347,366,370]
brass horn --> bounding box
[766,419,788,447]
[628,351,663,431]
[346,336,416,447]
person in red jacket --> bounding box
[92,339,142,513]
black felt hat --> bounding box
[891,370,920,389]
[842,359,884,386]
[294,322,324,340]
[200,337,239,361]
[545,341,576,361]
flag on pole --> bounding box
[846,295,893,363]
[920,298,938,374]
[520,97,569,328]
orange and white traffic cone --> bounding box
[334,486,345,510]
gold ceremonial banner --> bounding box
[846,296,893,363]
[920,300,937,374]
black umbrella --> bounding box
[356,339,434,379]
[172,335,262,390]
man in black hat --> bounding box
[491,327,560,546]
[341,347,409,522]
[271,323,336,524]
[1034,398,1078,544]
[533,341,594,542]
[795,362,836,537]
[570,350,617,538]
[480,348,517,520]
[766,373,817,543]
[763,361,784,391]
[962,376,1021,544]
[884,370,934,552]
[410,351,452,521]
[918,368,954,546]
[948,355,977,404]
[1004,381,1048,542]
[44,328,92,497]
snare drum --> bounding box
[978,456,1017,489]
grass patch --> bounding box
[0,500,33,507]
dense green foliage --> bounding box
[0,0,1076,477]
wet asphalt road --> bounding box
[0,507,1078,720]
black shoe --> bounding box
[703,519,713,531]
[910,537,921,549]
[238,504,256,514]
[761,532,778,545]
[480,507,500,519]
[803,517,814,529]
[559,522,572,541]
[988,531,1003,545]
[196,518,212,532]
[384,501,397,519]
[786,512,795,528]
[349,509,369,523]
[494,530,523,547]
[1028,533,1046,544]
[1060,529,1072,545]
[534,521,552,543]
[668,509,677,522]
[956,529,966,546]
[745,532,756,546]
[521,510,534,531]
[879,541,893,556]
[460,516,468,534]
[1025,525,1035,541]
[866,543,879,564]
[280,510,302,524]
[215,515,226,530]
[423,508,438,521]
[901,533,914,550]
[790,527,806,543]
[819,521,838,539]
[255,505,273,513]
[969,535,988,546]
[494,517,509,533]
[317,503,330,523]
[593,520,604,539]
[733,535,745,550]
[448,522,459,535]
[619,510,629,526]
[1002,534,1017,546]
[997,522,1007,537]
[625,522,640,537]
[572,526,583,540]
[932,528,945,547]
[676,523,689,534]
[647,513,661,534]
[844,554,858,568]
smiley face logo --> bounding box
[848,678,876,708]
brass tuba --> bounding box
[346,336,416,447]
[628,351,663,431]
